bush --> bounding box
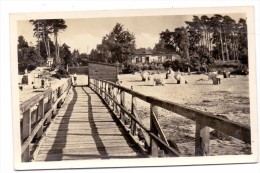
[163,60,173,69]
[121,62,166,74]
[142,64,149,70]
[52,68,70,79]
[157,63,164,71]
[214,60,240,69]
[52,73,62,80]
[163,59,188,72]
[149,64,159,70]
[230,65,248,75]
[212,60,248,75]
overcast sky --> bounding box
[18,13,246,54]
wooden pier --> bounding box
[20,77,251,162]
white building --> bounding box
[47,57,54,67]
[131,48,180,64]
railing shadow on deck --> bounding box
[81,87,109,158]
[20,78,72,162]
[44,87,78,161]
[89,78,251,157]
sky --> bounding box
[17,13,246,54]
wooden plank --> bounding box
[57,110,109,114]
[50,122,119,128]
[40,139,135,146]
[53,120,115,123]
[45,135,131,142]
[38,147,137,155]
[35,152,142,161]
[40,142,136,148]
[47,133,123,137]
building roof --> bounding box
[47,57,54,61]
[134,48,180,57]
[135,48,154,55]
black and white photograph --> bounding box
[9,6,258,171]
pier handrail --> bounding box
[89,78,251,157]
[20,78,72,162]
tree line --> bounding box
[18,15,248,74]
[89,15,248,73]
[18,19,89,73]
[154,14,248,72]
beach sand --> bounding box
[118,72,250,156]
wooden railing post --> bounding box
[104,82,107,102]
[95,80,98,92]
[111,86,115,111]
[108,84,112,106]
[130,95,137,135]
[114,87,119,114]
[22,108,31,162]
[52,90,57,116]
[46,92,52,123]
[97,80,99,94]
[150,104,159,157]
[57,87,62,108]
[120,91,126,124]
[36,98,44,138]
[98,80,101,95]
[195,119,210,156]
[101,81,103,98]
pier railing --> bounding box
[89,78,251,157]
[20,78,72,162]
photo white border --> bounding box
[1,1,260,173]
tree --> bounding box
[210,15,225,61]
[59,43,72,68]
[157,27,190,60]
[18,35,29,49]
[51,19,67,66]
[79,53,89,66]
[237,18,248,64]
[176,27,190,61]
[71,49,80,66]
[92,23,136,64]
[29,19,67,67]
[36,39,55,60]
[18,35,43,73]
[30,20,52,58]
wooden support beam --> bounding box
[22,108,31,141]
[130,96,137,136]
[150,109,169,146]
[195,119,210,156]
[36,98,44,139]
[57,87,62,108]
[150,104,159,157]
[120,91,126,124]
[46,92,53,123]
[22,108,31,162]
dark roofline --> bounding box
[134,52,180,56]
[88,61,118,67]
